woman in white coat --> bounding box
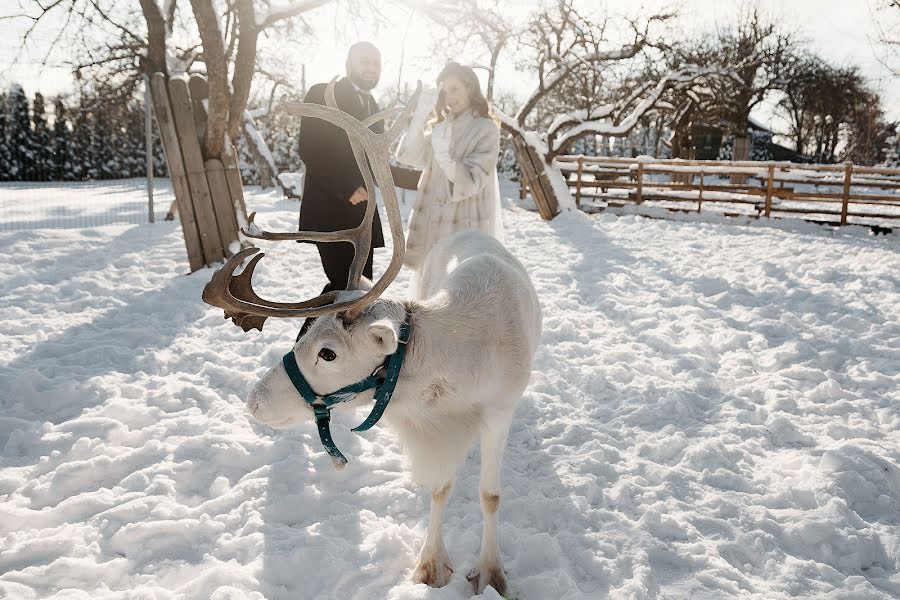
[396,62,503,290]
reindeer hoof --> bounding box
[467,563,508,596]
[413,557,453,588]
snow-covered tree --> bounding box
[0,92,10,181]
[881,124,900,168]
[30,93,52,180]
[117,100,147,178]
[7,84,33,181]
[69,102,95,180]
[51,97,77,181]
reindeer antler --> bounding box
[202,80,423,331]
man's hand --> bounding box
[348,186,368,205]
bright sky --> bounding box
[1,0,898,127]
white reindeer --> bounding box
[203,83,542,596]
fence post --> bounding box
[765,163,774,218]
[698,170,704,213]
[576,155,583,209]
[635,160,644,204]
[841,161,853,225]
[144,76,154,223]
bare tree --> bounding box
[426,0,515,101]
[871,0,900,74]
[6,1,449,163]
[776,60,874,163]
[710,4,799,159]
[841,96,893,166]
[777,53,824,156]
[490,1,726,210]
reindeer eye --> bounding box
[318,348,337,362]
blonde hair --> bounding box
[430,62,493,126]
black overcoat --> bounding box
[297,76,385,248]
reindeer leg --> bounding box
[413,480,454,588]
[468,419,511,596]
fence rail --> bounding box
[542,156,900,229]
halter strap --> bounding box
[281,314,411,467]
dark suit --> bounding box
[298,76,383,284]
[295,77,419,340]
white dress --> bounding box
[396,109,503,282]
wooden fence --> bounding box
[522,156,900,229]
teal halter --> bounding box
[281,316,411,468]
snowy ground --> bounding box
[1,179,899,599]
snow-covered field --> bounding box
[1,179,899,599]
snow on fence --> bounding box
[543,156,900,229]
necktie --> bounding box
[359,93,374,118]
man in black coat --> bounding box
[296,42,417,340]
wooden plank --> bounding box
[188,75,209,144]
[635,162,644,204]
[847,194,900,203]
[841,162,853,225]
[576,155,583,209]
[149,73,205,272]
[511,136,546,215]
[852,165,900,176]
[765,164,774,218]
[205,158,240,255]
[187,74,243,251]
[222,146,250,232]
[511,134,559,220]
[559,166,631,177]
[698,171,704,213]
[534,153,562,217]
[845,212,900,220]
[167,75,225,262]
[785,191,848,201]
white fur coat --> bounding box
[396,109,504,273]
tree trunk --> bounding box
[138,0,168,75]
[733,135,751,161]
[487,48,500,102]
[189,0,229,158]
[228,0,259,144]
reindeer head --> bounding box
[202,81,421,463]
[246,298,408,429]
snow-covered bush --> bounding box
[880,125,899,168]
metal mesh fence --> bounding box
[0,178,173,230]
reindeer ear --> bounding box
[366,319,399,355]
